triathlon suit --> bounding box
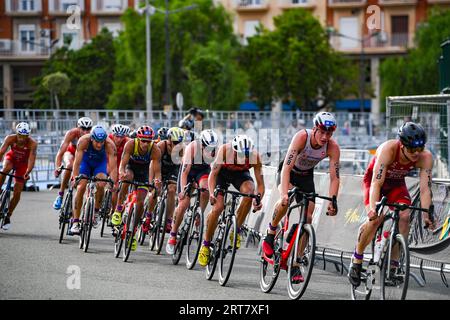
[126,139,153,186]
[363,140,416,206]
[177,141,212,194]
[66,129,81,156]
[161,141,180,182]
[216,148,254,192]
[278,129,328,202]
[5,138,31,183]
[108,133,129,172]
[79,140,107,177]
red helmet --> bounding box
[136,126,155,141]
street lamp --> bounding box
[327,26,379,112]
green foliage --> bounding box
[32,29,116,109]
[380,8,450,109]
[42,72,70,95]
[240,9,359,110]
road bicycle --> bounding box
[99,185,113,238]
[206,188,261,286]
[350,196,433,300]
[259,187,337,300]
[0,170,23,229]
[56,166,74,243]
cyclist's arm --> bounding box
[369,144,394,212]
[327,140,340,198]
[25,139,38,177]
[253,152,265,199]
[208,145,224,195]
[280,130,306,196]
[0,135,13,162]
[55,130,73,168]
[119,140,133,178]
[71,137,88,180]
[106,139,118,183]
[418,151,434,212]
[180,143,194,192]
[150,144,162,183]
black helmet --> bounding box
[398,122,427,148]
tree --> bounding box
[32,29,116,109]
[380,8,450,109]
[240,9,359,110]
[107,0,244,110]
[42,72,70,109]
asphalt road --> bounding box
[0,190,448,300]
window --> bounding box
[19,25,36,53]
[339,17,359,49]
[105,0,123,11]
[20,0,35,11]
[243,20,260,45]
[391,15,408,47]
[62,0,78,11]
[102,23,122,37]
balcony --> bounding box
[235,0,270,12]
[5,0,43,16]
[328,0,367,8]
[48,0,85,16]
[0,40,50,60]
[427,0,450,3]
[330,32,412,53]
[378,0,417,6]
[279,0,316,9]
[91,0,128,15]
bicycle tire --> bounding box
[83,197,94,253]
[155,198,167,255]
[79,202,87,249]
[186,208,204,270]
[0,189,10,228]
[380,233,410,300]
[287,223,316,300]
[206,221,223,281]
[123,205,136,262]
[148,201,159,251]
[218,214,238,286]
[259,223,283,293]
[100,190,112,238]
[59,192,72,243]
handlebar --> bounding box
[288,187,338,215]
[57,165,72,173]
[213,187,261,213]
[184,182,207,197]
[75,175,114,187]
[0,171,24,179]
[119,179,155,190]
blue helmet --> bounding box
[91,125,107,142]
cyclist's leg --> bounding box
[166,177,178,222]
[0,159,14,189]
[112,167,133,222]
[135,187,148,220]
[73,178,88,220]
[198,175,210,213]
[60,151,74,195]
[205,193,225,243]
[235,176,255,229]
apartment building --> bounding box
[0,0,143,109]
[219,0,450,120]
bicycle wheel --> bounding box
[206,223,223,281]
[155,198,167,255]
[380,233,410,300]
[83,197,94,253]
[287,224,316,300]
[0,190,10,228]
[123,206,136,262]
[79,202,87,249]
[218,214,238,286]
[114,224,124,258]
[100,190,112,238]
[350,262,374,300]
[138,202,149,245]
[59,192,72,243]
[186,208,204,270]
[260,225,283,293]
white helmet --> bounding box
[313,112,337,132]
[16,122,31,136]
[200,129,218,147]
[111,124,129,137]
[232,135,254,154]
[77,117,93,129]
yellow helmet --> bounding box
[168,127,185,144]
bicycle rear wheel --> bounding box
[218,215,238,286]
[186,208,204,270]
[59,192,72,243]
[260,225,283,293]
[123,206,136,262]
[0,190,10,228]
[83,197,94,253]
[114,224,124,258]
[380,233,410,300]
[287,224,316,300]
[206,225,223,281]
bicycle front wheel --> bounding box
[186,209,204,270]
[259,224,283,293]
[155,198,167,255]
[83,197,95,253]
[123,206,137,262]
[380,233,410,300]
[287,224,316,300]
[59,192,72,244]
[0,190,11,228]
[218,214,238,286]
[100,190,112,238]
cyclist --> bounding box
[111,126,162,251]
[109,124,131,216]
[166,129,219,254]
[348,122,435,287]
[198,134,265,266]
[142,127,185,234]
[53,117,93,210]
[0,123,38,230]
[157,127,169,142]
[70,126,117,235]
[262,112,340,283]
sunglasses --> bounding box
[81,127,92,131]
[406,146,424,153]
